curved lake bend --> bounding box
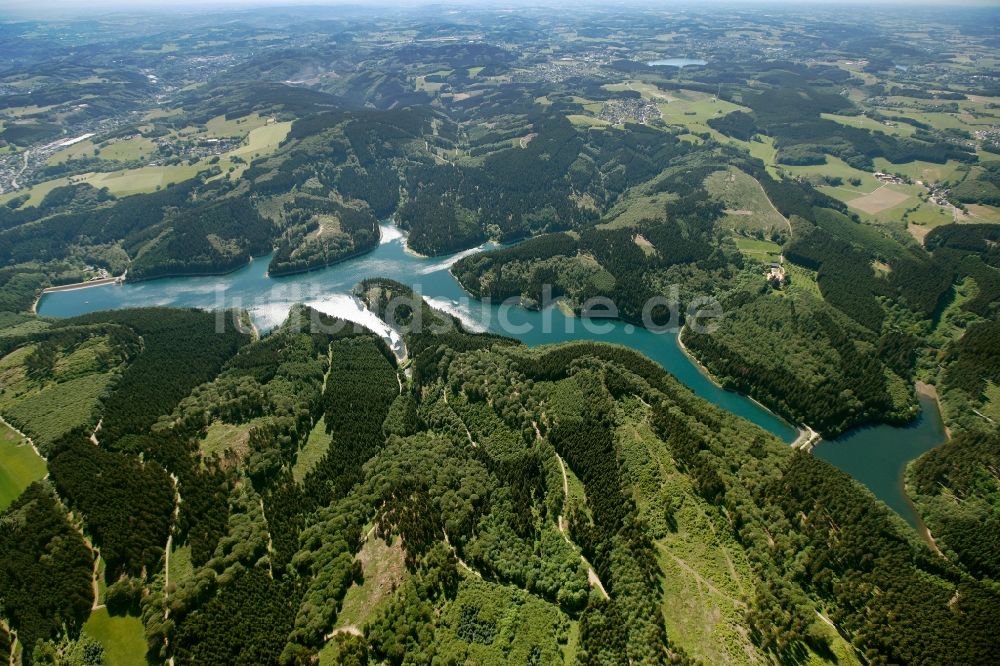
[37,225,944,525]
[815,389,946,528]
[647,58,707,67]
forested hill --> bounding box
[1,5,1000,663]
[1,297,997,664]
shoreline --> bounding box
[32,275,125,313]
[268,224,384,279]
[915,380,951,441]
[675,324,818,449]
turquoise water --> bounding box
[815,390,945,528]
[37,225,795,441]
[36,224,946,523]
[647,58,707,67]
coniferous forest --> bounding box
[1,4,999,665]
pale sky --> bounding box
[0,0,994,19]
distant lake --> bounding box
[647,58,707,67]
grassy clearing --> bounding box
[0,313,49,339]
[228,121,291,159]
[600,191,674,228]
[964,204,1000,224]
[746,136,779,176]
[614,403,759,664]
[704,167,786,234]
[415,75,445,92]
[734,236,782,261]
[782,156,882,196]
[46,139,98,164]
[436,578,570,663]
[82,609,149,666]
[81,164,203,196]
[0,338,120,451]
[169,544,194,589]
[142,108,182,121]
[0,420,46,511]
[292,417,330,483]
[200,419,260,462]
[979,381,1000,424]
[907,200,954,227]
[334,535,407,630]
[785,263,822,299]
[97,137,159,162]
[872,158,965,186]
[846,185,913,216]
[821,113,915,137]
[603,80,674,101]
[567,114,611,128]
[0,175,74,207]
[927,277,978,348]
[205,113,269,138]
[657,90,748,136]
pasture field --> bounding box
[205,112,270,137]
[872,158,966,185]
[782,156,883,196]
[821,113,916,138]
[964,204,1000,224]
[227,120,291,159]
[603,80,675,101]
[980,382,1000,425]
[847,185,912,215]
[746,136,779,176]
[81,164,202,196]
[0,420,46,511]
[142,108,182,121]
[46,138,98,164]
[734,236,783,261]
[566,114,612,128]
[2,114,295,204]
[704,167,787,234]
[657,90,748,136]
[97,136,159,162]
[0,175,75,207]
[83,609,149,666]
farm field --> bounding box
[847,185,912,215]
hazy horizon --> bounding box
[2,0,997,19]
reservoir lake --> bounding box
[647,57,707,67]
[37,224,944,528]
